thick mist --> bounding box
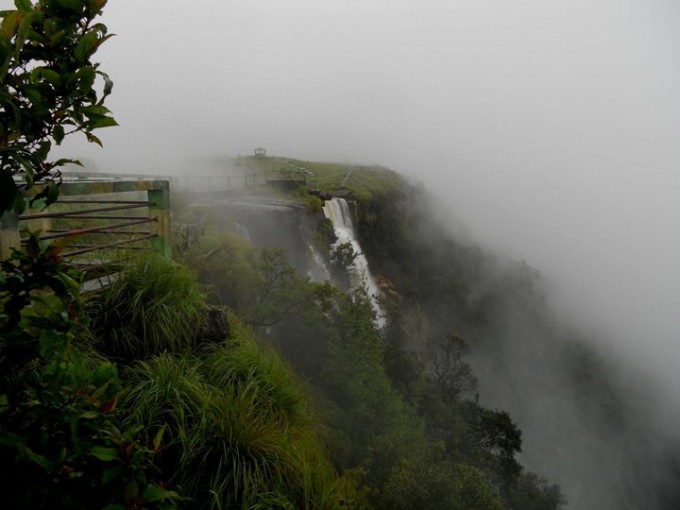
[50,0,680,506]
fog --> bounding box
[49,0,680,505]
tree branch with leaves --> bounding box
[0,0,116,214]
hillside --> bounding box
[200,155,680,509]
[3,155,679,509]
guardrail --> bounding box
[0,179,171,272]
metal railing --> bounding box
[0,179,171,288]
[172,173,264,192]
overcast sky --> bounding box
[45,0,680,398]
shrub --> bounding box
[0,238,180,509]
[121,317,350,509]
[88,254,206,359]
[304,194,323,213]
[179,231,260,309]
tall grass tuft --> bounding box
[120,319,350,509]
[88,254,206,359]
[203,317,312,429]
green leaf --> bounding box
[85,132,102,147]
[153,423,167,452]
[46,181,59,205]
[74,66,96,92]
[87,116,117,129]
[24,86,44,108]
[53,158,82,168]
[30,198,46,209]
[40,68,61,86]
[14,0,33,11]
[17,9,39,41]
[19,444,52,471]
[83,104,111,116]
[102,71,113,95]
[90,22,108,36]
[1,12,19,38]
[53,124,65,144]
[55,0,83,14]
[48,29,65,48]
[35,140,51,160]
[142,484,181,503]
[90,446,119,462]
[74,30,98,62]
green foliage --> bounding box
[2,238,350,508]
[204,319,312,429]
[164,164,567,508]
[175,228,260,309]
[0,234,82,376]
[232,156,404,203]
[0,352,181,509]
[304,193,323,213]
[178,224,332,330]
[179,211,552,508]
[328,241,357,292]
[509,472,565,510]
[243,248,334,328]
[317,217,336,246]
[88,254,207,359]
[0,238,180,509]
[121,317,351,510]
[0,0,117,214]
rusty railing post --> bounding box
[147,181,171,258]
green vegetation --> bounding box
[88,254,207,360]
[0,2,569,506]
[0,0,117,214]
[173,186,565,509]
[232,156,404,203]
[1,153,571,508]
[1,238,353,508]
[0,237,180,509]
[121,321,346,509]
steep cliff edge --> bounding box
[180,155,680,509]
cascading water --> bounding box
[307,243,331,282]
[322,198,385,326]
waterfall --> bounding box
[322,198,385,326]
[307,243,331,282]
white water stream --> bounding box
[322,198,385,326]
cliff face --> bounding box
[350,175,680,510]
[184,158,680,510]
[193,193,327,278]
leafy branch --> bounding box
[0,0,117,214]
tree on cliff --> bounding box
[0,0,116,214]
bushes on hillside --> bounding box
[88,255,207,359]
[0,241,179,509]
[121,316,351,509]
[2,241,357,508]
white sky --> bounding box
[38,0,680,397]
